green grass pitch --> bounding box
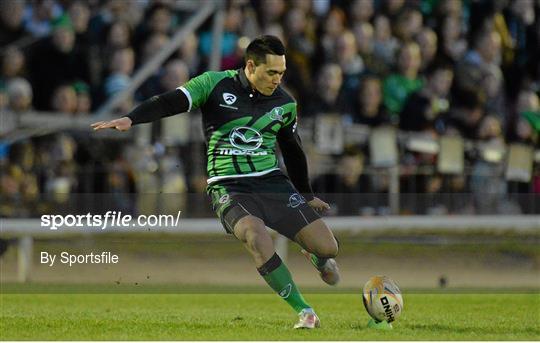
[1,288,539,340]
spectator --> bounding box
[440,89,486,139]
[0,0,27,45]
[315,7,347,70]
[335,30,364,99]
[137,59,189,100]
[139,33,169,65]
[306,63,346,115]
[1,140,41,217]
[383,42,424,118]
[502,0,537,98]
[87,19,133,90]
[105,20,132,49]
[380,0,406,22]
[263,24,285,45]
[400,62,453,132]
[105,47,135,85]
[283,6,316,105]
[477,115,504,142]
[176,32,200,76]
[7,77,33,113]
[73,81,92,114]
[350,0,374,24]
[68,1,91,48]
[352,21,387,76]
[103,47,135,113]
[436,15,467,63]
[480,64,506,123]
[22,0,63,38]
[134,3,173,53]
[470,115,510,214]
[256,0,286,30]
[27,14,90,110]
[0,84,7,113]
[455,29,502,93]
[372,15,399,71]
[45,135,78,205]
[145,3,174,36]
[435,0,464,20]
[393,8,423,43]
[88,0,142,44]
[312,147,371,215]
[199,5,242,70]
[351,75,390,126]
[508,89,539,145]
[415,27,438,72]
[1,47,26,81]
[51,84,77,114]
[160,60,189,91]
[505,0,536,62]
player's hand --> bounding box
[308,197,330,213]
[91,117,132,131]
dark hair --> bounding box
[471,28,494,50]
[145,3,171,20]
[455,88,485,110]
[245,35,285,65]
[425,59,454,76]
[359,73,381,87]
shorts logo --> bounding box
[223,92,237,105]
[279,283,292,298]
[219,194,230,204]
[287,193,305,208]
[268,107,284,121]
[229,127,263,151]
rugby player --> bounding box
[92,35,340,329]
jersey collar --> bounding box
[237,68,253,92]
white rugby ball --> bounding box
[362,275,403,323]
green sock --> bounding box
[258,253,311,313]
[310,254,328,269]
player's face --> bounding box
[248,54,286,96]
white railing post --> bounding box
[208,0,225,71]
[17,236,33,282]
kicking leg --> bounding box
[294,219,340,285]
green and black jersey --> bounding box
[126,68,313,197]
[179,69,297,184]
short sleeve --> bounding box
[178,72,213,112]
[177,70,235,112]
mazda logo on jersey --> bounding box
[229,127,263,151]
[223,92,237,105]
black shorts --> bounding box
[206,171,320,240]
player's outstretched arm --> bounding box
[91,117,132,131]
[91,89,189,131]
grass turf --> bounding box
[1,289,539,340]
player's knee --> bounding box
[245,227,272,254]
[315,240,338,258]
[236,217,269,252]
[234,216,262,240]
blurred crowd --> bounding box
[1,0,539,217]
